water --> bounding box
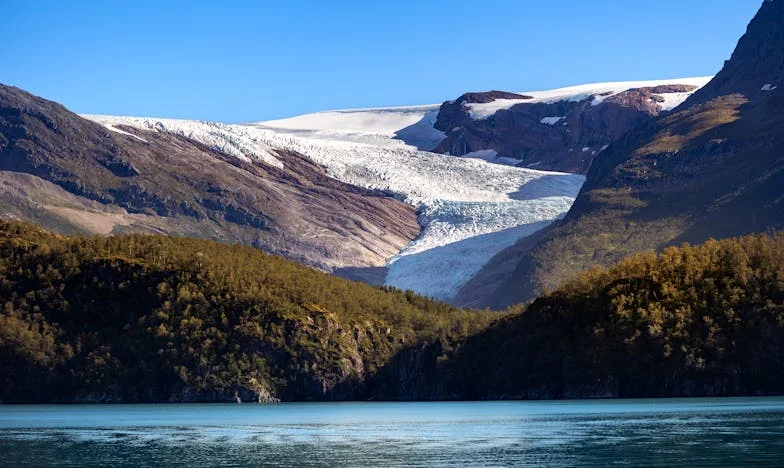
[1,398,784,467]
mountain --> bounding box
[432,78,711,173]
[240,79,711,300]
[458,0,784,309]
[0,221,492,403]
[0,82,587,301]
[0,76,724,303]
[0,84,419,272]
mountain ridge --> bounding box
[0,83,419,272]
[459,0,784,309]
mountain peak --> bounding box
[687,0,784,104]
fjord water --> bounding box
[1,398,783,467]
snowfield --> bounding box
[85,115,285,169]
[255,105,445,151]
[467,77,713,119]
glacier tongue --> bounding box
[385,197,578,299]
[83,110,584,302]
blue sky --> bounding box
[2,1,761,122]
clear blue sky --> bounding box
[2,1,761,122]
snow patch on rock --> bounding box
[97,122,149,143]
[468,77,713,119]
[84,115,284,169]
[656,91,700,111]
[540,116,565,125]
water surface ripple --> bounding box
[1,398,783,467]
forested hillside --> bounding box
[444,234,784,399]
[2,222,783,402]
[0,221,492,403]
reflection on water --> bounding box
[2,398,784,467]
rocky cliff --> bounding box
[433,82,705,173]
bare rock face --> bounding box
[456,90,533,104]
[432,91,533,153]
[0,84,419,271]
[689,0,784,104]
[433,85,698,174]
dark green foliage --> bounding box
[450,234,784,399]
[0,221,492,402]
[5,220,782,402]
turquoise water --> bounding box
[2,398,784,467]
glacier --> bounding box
[86,112,580,301]
[83,77,710,302]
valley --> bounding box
[85,112,582,300]
[3,2,784,466]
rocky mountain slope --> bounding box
[459,0,784,309]
[432,78,711,173]
[0,84,419,271]
[0,73,728,303]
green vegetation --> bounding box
[0,221,493,402]
[3,221,783,402]
[450,234,784,399]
